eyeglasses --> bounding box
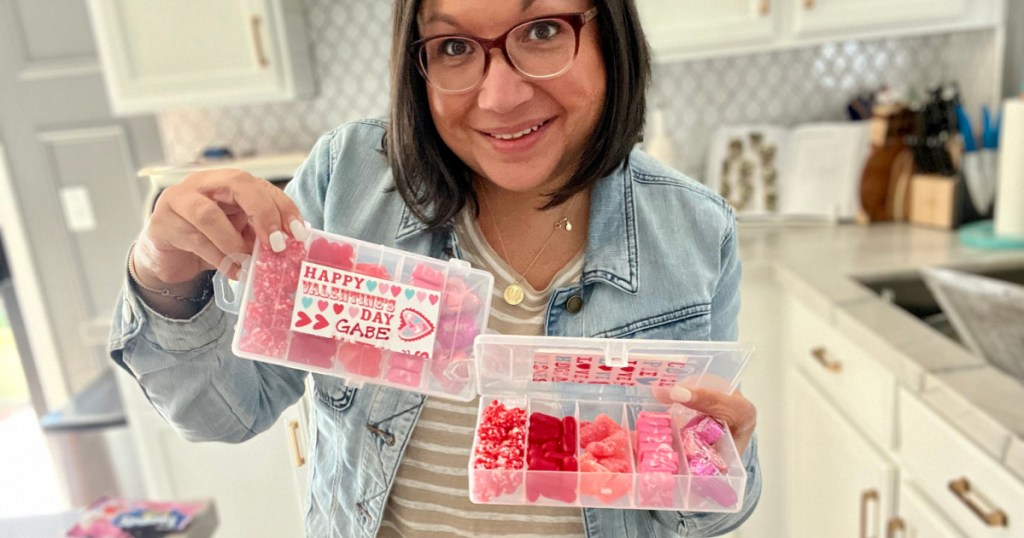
[411,7,599,94]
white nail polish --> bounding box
[269,230,286,252]
[289,219,308,242]
[671,386,692,403]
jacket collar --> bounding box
[394,159,638,294]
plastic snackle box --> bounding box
[468,335,753,512]
[213,229,494,401]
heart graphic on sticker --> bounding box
[301,297,313,309]
[333,304,344,315]
[416,291,426,302]
[313,314,329,330]
[379,284,390,296]
[366,281,377,292]
[317,300,328,312]
[397,308,435,342]
[348,306,360,318]
[428,294,439,305]
[404,289,415,300]
[296,311,312,328]
[390,287,402,298]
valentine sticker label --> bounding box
[291,261,442,358]
[530,351,697,387]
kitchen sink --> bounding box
[857,265,1024,382]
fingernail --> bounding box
[289,219,308,242]
[269,230,286,253]
[671,386,692,403]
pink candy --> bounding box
[578,413,632,503]
[471,401,527,502]
[635,411,680,507]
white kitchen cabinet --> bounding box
[790,0,995,39]
[115,369,307,538]
[891,480,965,538]
[636,0,779,61]
[788,371,897,538]
[640,0,1001,61]
[782,297,896,452]
[86,0,313,115]
[899,388,1023,537]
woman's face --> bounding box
[418,0,606,195]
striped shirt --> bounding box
[378,210,586,537]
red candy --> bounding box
[525,411,578,503]
[354,262,391,280]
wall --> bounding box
[159,0,1000,179]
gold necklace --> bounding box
[478,188,577,306]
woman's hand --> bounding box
[132,169,306,315]
[653,385,757,456]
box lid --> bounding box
[474,335,753,401]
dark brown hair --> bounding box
[386,0,651,230]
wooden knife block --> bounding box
[908,174,957,229]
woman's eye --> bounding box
[526,21,561,41]
[441,39,470,56]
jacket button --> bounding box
[565,295,584,314]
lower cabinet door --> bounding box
[788,371,897,538]
[892,480,965,538]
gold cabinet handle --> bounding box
[250,15,269,67]
[804,0,816,8]
[811,346,842,373]
[948,478,1008,527]
[287,420,305,467]
[860,489,879,538]
[759,0,770,16]
[885,517,905,538]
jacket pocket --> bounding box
[595,303,711,341]
[314,376,358,413]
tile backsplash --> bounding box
[158,0,998,180]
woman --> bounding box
[110,0,760,536]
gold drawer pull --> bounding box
[759,0,770,15]
[948,477,1008,527]
[811,346,842,373]
[804,0,816,8]
[251,15,269,67]
[287,420,305,467]
[886,517,905,538]
[860,489,879,538]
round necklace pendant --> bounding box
[503,283,525,306]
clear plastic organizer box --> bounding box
[469,335,753,512]
[213,229,494,401]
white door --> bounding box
[894,480,966,538]
[788,371,897,538]
[636,0,778,60]
[791,0,967,38]
[0,0,164,408]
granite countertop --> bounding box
[737,221,1024,481]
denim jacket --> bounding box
[110,119,761,537]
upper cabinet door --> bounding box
[791,0,968,38]
[637,0,779,61]
[86,0,313,115]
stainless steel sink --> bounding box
[857,265,1024,382]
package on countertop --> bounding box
[468,335,753,512]
[213,229,494,401]
[66,497,209,537]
